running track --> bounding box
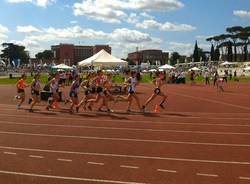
[0,83,250,184]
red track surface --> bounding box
[0,82,250,184]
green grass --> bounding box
[0,75,49,85]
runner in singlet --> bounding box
[29,74,41,112]
[46,73,60,111]
[15,74,29,109]
[87,70,105,111]
[76,73,96,112]
[142,71,167,112]
[98,73,114,112]
[69,75,80,113]
[116,71,142,112]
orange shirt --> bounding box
[17,79,26,89]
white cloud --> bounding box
[168,42,193,55]
[73,0,127,23]
[126,13,139,24]
[73,0,184,23]
[110,28,152,43]
[7,0,55,7]
[16,25,41,33]
[136,19,196,32]
[233,10,250,18]
[0,24,9,33]
[140,12,154,19]
[19,25,161,58]
[70,21,78,24]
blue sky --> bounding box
[0,0,249,58]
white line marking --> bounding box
[196,173,218,177]
[157,169,177,173]
[2,112,250,121]
[1,130,250,147]
[87,162,104,166]
[0,145,250,165]
[29,155,44,159]
[120,165,139,169]
[3,151,17,155]
[0,170,146,184]
[2,120,250,131]
[169,92,250,111]
[239,176,250,180]
[57,158,72,162]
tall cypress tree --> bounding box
[227,41,233,62]
[193,41,199,62]
[210,44,215,61]
[214,47,220,61]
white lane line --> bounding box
[3,151,17,155]
[0,170,146,184]
[157,169,177,173]
[239,176,250,180]
[2,112,250,121]
[2,120,250,131]
[87,162,104,166]
[57,158,72,162]
[196,173,218,177]
[29,155,44,159]
[168,91,250,111]
[1,130,250,147]
[120,165,139,169]
[1,145,250,165]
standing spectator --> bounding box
[204,70,210,85]
[223,70,228,83]
[229,70,233,80]
[213,71,219,86]
[234,70,237,77]
[190,70,195,85]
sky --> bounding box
[0,0,249,58]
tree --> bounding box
[193,41,199,62]
[214,47,220,61]
[227,41,233,62]
[35,50,54,61]
[125,58,136,65]
[210,44,215,61]
[0,43,30,65]
[170,52,180,65]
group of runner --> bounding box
[15,70,167,113]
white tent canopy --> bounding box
[158,64,175,70]
[78,49,127,67]
[52,64,73,70]
[244,66,250,71]
[189,67,201,71]
[220,61,234,66]
[0,60,6,66]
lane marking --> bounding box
[169,92,250,111]
[2,120,250,131]
[57,158,72,162]
[0,146,250,165]
[157,169,177,173]
[120,165,139,169]
[0,170,146,184]
[1,131,250,147]
[29,155,44,159]
[87,162,104,166]
[3,151,17,155]
[196,173,218,177]
[2,112,250,121]
[239,176,250,180]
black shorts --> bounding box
[85,89,92,96]
[154,88,161,95]
[96,86,103,93]
[18,89,25,94]
[69,91,78,98]
[128,88,135,94]
[31,90,40,96]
